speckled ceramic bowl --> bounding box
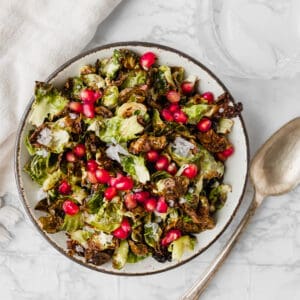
[15,42,249,275]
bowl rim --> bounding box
[14,41,250,276]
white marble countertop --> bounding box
[1,0,300,299]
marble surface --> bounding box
[1,0,300,299]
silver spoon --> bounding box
[181,117,300,300]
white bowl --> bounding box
[15,42,249,275]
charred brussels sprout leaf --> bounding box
[82,73,106,90]
[121,70,147,88]
[120,155,150,184]
[209,184,232,210]
[42,169,62,191]
[171,67,185,88]
[151,171,172,182]
[34,198,50,212]
[152,109,166,134]
[119,87,147,103]
[168,235,196,261]
[112,240,129,270]
[24,154,50,185]
[61,212,84,233]
[80,64,96,75]
[86,200,123,233]
[71,185,88,204]
[71,230,93,247]
[39,215,63,233]
[159,65,176,88]
[99,116,144,143]
[99,50,121,79]
[152,68,168,96]
[182,104,215,125]
[117,49,140,69]
[199,146,224,179]
[29,82,68,127]
[144,222,162,249]
[217,118,234,134]
[87,191,104,214]
[64,77,85,99]
[25,133,36,155]
[127,252,147,263]
[117,102,147,118]
[102,86,119,108]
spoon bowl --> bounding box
[251,117,300,199]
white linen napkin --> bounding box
[0,0,122,195]
[0,0,122,242]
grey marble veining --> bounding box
[2,0,300,299]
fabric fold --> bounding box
[0,0,122,195]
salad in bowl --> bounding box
[18,44,247,273]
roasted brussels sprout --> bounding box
[112,240,129,269]
[102,86,119,108]
[29,82,68,127]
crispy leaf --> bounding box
[61,212,84,233]
[112,240,129,270]
[29,82,68,127]
[168,235,196,261]
[86,200,123,233]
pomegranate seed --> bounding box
[113,227,128,240]
[216,152,226,161]
[156,197,168,213]
[166,90,180,103]
[173,110,188,124]
[82,103,95,118]
[155,155,169,171]
[65,151,76,162]
[168,103,180,113]
[109,173,123,187]
[104,186,117,200]
[161,229,182,247]
[124,193,138,209]
[161,109,174,122]
[73,144,86,158]
[115,177,134,191]
[58,180,71,195]
[86,159,98,172]
[80,89,96,104]
[109,177,118,187]
[182,164,198,179]
[167,162,177,175]
[197,118,212,132]
[144,198,157,212]
[93,90,102,101]
[69,101,83,113]
[133,191,150,203]
[62,200,79,216]
[140,52,156,70]
[95,168,111,184]
[219,146,234,158]
[120,218,131,233]
[146,150,160,162]
[201,91,214,104]
[181,81,194,95]
[87,171,98,184]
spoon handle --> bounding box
[181,192,262,300]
